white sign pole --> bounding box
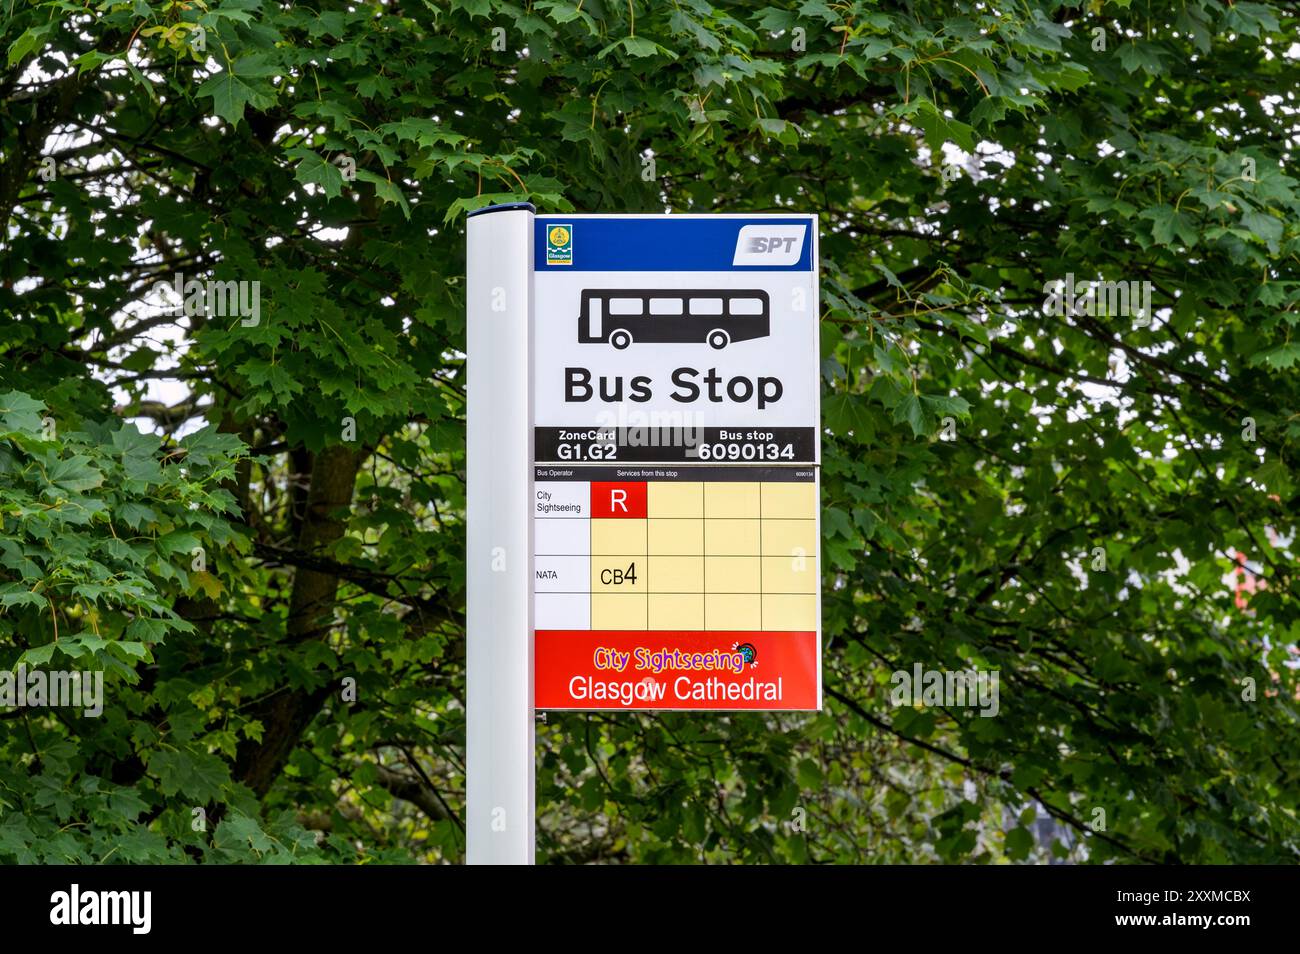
[466,203,535,864]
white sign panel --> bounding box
[532,215,819,465]
[530,214,822,712]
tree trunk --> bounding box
[234,442,363,796]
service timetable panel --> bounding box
[532,215,820,711]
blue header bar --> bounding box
[534,215,815,271]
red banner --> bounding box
[536,630,819,710]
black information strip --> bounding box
[534,464,815,482]
[534,426,817,464]
[2,863,1289,937]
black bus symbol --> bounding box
[578,289,770,350]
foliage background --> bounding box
[1,0,1298,863]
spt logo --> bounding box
[546,223,573,265]
[746,236,797,254]
[732,224,806,266]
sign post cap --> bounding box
[467,201,537,218]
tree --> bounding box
[1,0,1296,863]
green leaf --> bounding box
[158,531,202,556]
[117,502,159,530]
[18,643,56,667]
[47,456,103,493]
[1116,42,1167,75]
[197,54,279,126]
[354,169,411,219]
[1250,342,1300,370]
[6,22,57,68]
[220,813,277,853]
[823,393,875,442]
[0,391,45,433]
[452,0,491,18]
[1005,826,1035,861]
[620,36,667,58]
[893,393,928,437]
[179,426,245,466]
[906,100,976,152]
[1140,206,1199,248]
[288,149,346,200]
[1240,210,1283,253]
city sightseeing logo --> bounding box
[591,645,750,674]
[575,641,781,705]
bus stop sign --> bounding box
[531,214,821,711]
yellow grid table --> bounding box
[534,471,817,632]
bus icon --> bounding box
[578,289,770,350]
